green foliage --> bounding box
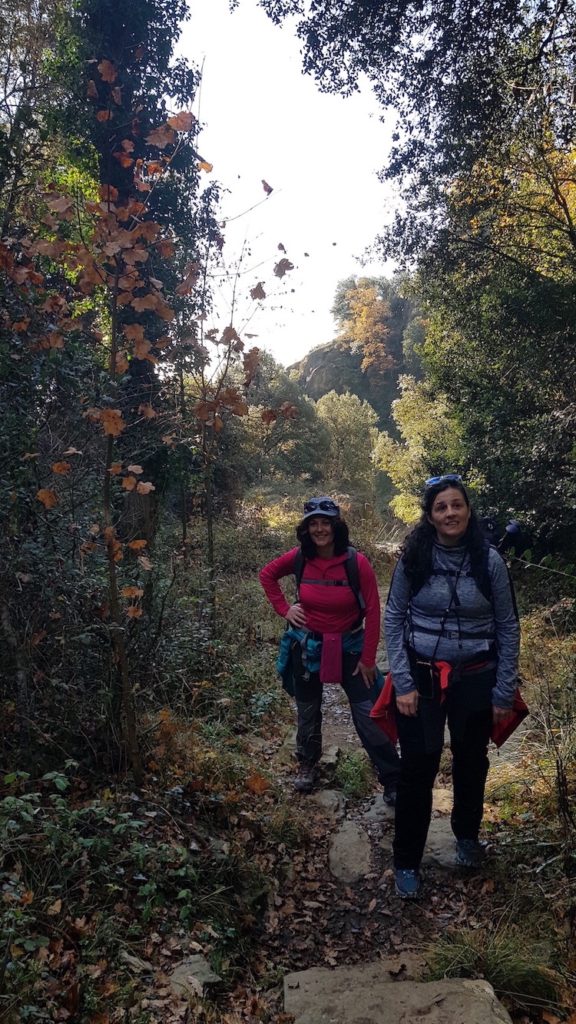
[316,390,380,496]
[334,750,373,798]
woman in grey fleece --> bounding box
[385,475,520,899]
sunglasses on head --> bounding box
[303,498,339,514]
[425,473,462,487]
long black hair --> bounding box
[296,516,350,558]
[400,479,486,590]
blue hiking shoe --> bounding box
[456,839,486,868]
[394,868,421,899]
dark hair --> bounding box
[401,479,486,589]
[296,516,350,557]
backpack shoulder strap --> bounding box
[293,549,304,597]
[344,546,365,612]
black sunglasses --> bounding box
[425,474,462,487]
[303,499,339,514]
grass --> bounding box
[425,925,566,1012]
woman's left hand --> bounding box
[492,705,511,723]
[353,661,376,688]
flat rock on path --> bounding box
[284,964,513,1024]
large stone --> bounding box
[284,963,512,1024]
[328,820,372,883]
[310,789,346,817]
[169,955,221,998]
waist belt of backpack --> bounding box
[414,623,495,641]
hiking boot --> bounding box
[456,839,486,869]
[293,766,316,793]
[383,783,397,807]
[395,868,421,900]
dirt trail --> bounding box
[246,680,531,1021]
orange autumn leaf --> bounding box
[138,404,156,419]
[175,261,200,296]
[197,160,213,173]
[127,539,147,550]
[121,586,144,598]
[127,464,143,475]
[51,462,72,475]
[122,475,137,491]
[145,124,176,148]
[136,481,155,494]
[246,773,271,794]
[36,488,58,509]
[100,409,126,437]
[96,109,112,122]
[126,605,143,618]
[123,323,146,342]
[113,352,129,375]
[98,59,117,83]
[261,409,277,425]
[121,138,135,153]
[108,462,123,475]
[100,184,119,202]
[113,151,134,168]
[133,338,152,360]
[131,293,158,312]
[167,111,196,131]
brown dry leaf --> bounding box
[111,87,122,105]
[138,404,156,419]
[121,586,144,598]
[156,238,175,258]
[138,555,153,571]
[47,898,62,916]
[175,261,200,296]
[123,323,146,342]
[197,160,213,172]
[243,346,261,386]
[127,464,144,475]
[246,773,271,794]
[167,111,196,131]
[36,488,58,509]
[131,293,158,312]
[113,352,129,375]
[250,282,266,301]
[274,258,294,278]
[96,109,112,122]
[31,630,47,646]
[51,462,72,475]
[145,124,176,148]
[87,80,98,100]
[121,139,135,153]
[100,184,119,202]
[122,475,137,491]
[98,59,117,83]
[261,409,277,425]
[62,447,82,456]
[108,462,123,475]
[136,481,155,494]
[128,539,148,550]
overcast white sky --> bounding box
[180,0,398,367]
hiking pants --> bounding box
[292,652,400,785]
[393,696,493,870]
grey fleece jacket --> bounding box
[384,542,520,708]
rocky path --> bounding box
[256,684,531,1024]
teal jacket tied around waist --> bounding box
[277,627,383,697]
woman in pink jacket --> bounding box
[260,496,399,798]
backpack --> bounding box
[408,538,519,620]
[293,546,366,612]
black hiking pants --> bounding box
[292,650,400,786]
[393,671,494,870]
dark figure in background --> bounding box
[260,496,400,801]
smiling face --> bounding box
[307,515,336,556]
[427,486,471,546]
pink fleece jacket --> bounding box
[259,547,380,667]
